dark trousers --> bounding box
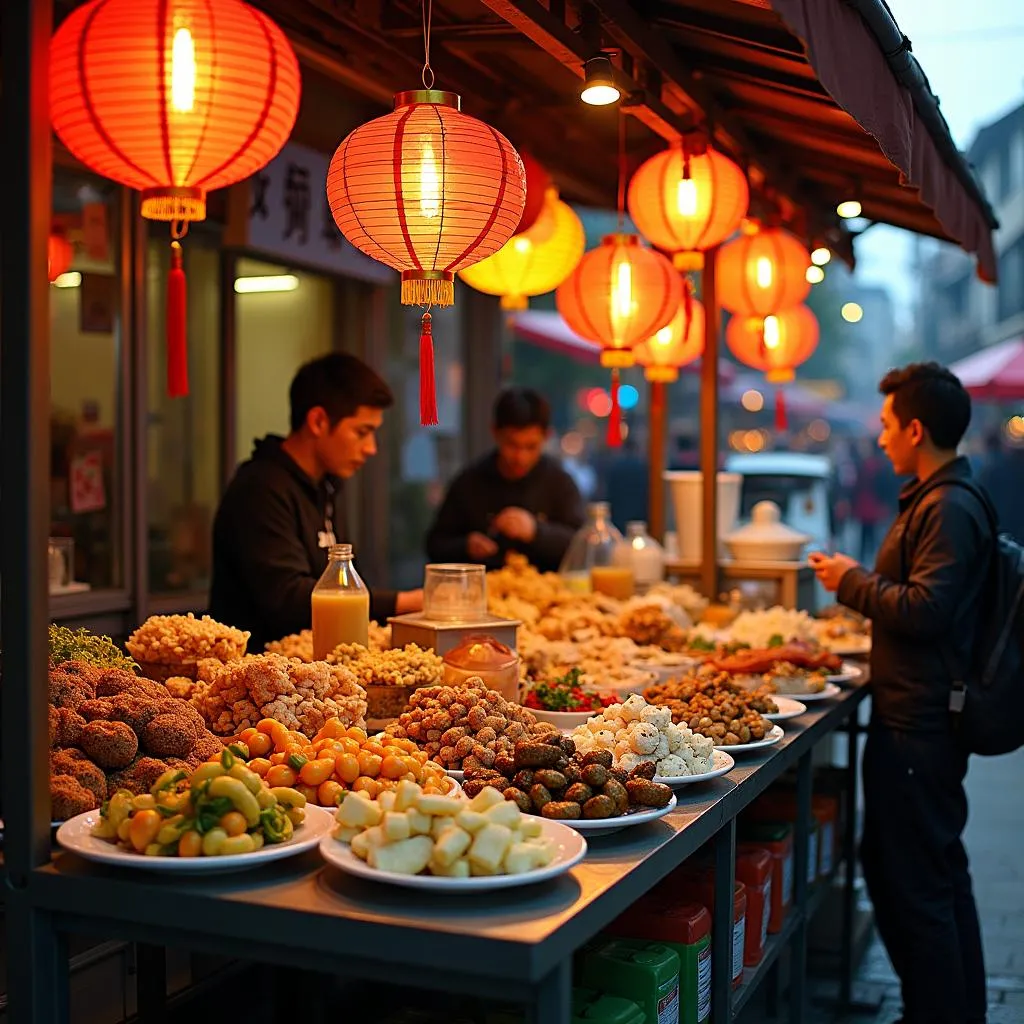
[861,723,987,1023]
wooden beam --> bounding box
[700,248,721,602]
[648,380,667,541]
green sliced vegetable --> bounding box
[287,753,308,771]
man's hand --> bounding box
[396,588,424,614]
[808,551,860,593]
[466,532,499,560]
[492,507,537,543]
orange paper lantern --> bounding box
[726,304,818,382]
[50,0,300,397]
[48,230,74,283]
[634,293,705,382]
[717,228,811,317]
[328,90,526,424]
[628,144,749,270]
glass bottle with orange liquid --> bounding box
[311,544,369,659]
[559,502,635,599]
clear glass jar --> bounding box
[423,563,487,622]
[443,635,520,702]
[559,502,634,598]
[616,521,666,592]
[311,544,370,659]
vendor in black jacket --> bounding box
[426,388,585,571]
[210,353,422,652]
[810,363,988,1024]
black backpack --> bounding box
[904,478,1024,755]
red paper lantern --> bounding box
[48,230,74,283]
[50,0,300,397]
[634,293,705,383]
[328,90,526,424]
[516,152,553,235]
[717,227,811,317]
[628,144,749,270]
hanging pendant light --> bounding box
[50,0,300,397]
[717,226,812,318]
[634,289,705,382]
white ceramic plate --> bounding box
[714,724,784,753]
[55,804,335,873]
[654,749,736,787]
[778,682,842,702]
[554,793,677,837]
[828,662,864,684]
[445,769,465,782]
[628,658,701,684]
[527,706,600,731]
[320,817,587,891]
[763,696,808,721]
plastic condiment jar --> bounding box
[735,848,773,967]
[683,875,747,990]
[813,795,839,877]
[748,792,822,885]
[608,900,712,1024]
[442,635,519,703]
[572,987,647,1024]
[578,938,681,1024]
[738,827,794,934]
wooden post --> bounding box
[700,250,721,601]
[648,379,667,540]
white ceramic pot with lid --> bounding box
[724,500,811,562]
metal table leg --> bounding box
[711,817,736,1022]
[5,901,69,1024]
[789,750,813,1024]
[839,711,861,1012]
[529,958,572,1024]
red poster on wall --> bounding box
[70,451,106,513]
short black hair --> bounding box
[493,387,550,431]
[289,353,394,432]
[879,362,971,450]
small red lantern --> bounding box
[628,143,749,270]
[717,227,811,317]
[634,294,705,383]
[48,230,74,283]
[557,234,681,445]
[516,152,553,235]
[328,91,526,425]
[50,0,301,397]
[726,304,819,430]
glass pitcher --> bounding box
[311,544,370,659]
[559,502,634,598]
[616,521,666,592]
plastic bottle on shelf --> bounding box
[311,543,369,659]
[560,502,634,599]
[616,521,666,593]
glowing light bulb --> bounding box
[841,302,864,323]
[755,256,774,289]
[654,325,673,348]
[763,315,780,349]
[806,265,825,284]
[420,144,440,219]
[811,247,831,266]
[171,28,196,113]
[513,236,532,254]
[837,200,862,219]
[610,257,634,332]
[676,178,698,217]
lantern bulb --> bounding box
[610,258,634,331]
[837,200,862,219]
[171,27,196,113]
[806,265,825,284]
[655,325,673,347]
[513,236,532,254]
[810,247,831,266]
[755,256,773,289]
[676,178,698,217]
[420,144,441,219]
[763,315,780,349]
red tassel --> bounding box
[607,369,623,448]
[419,312,438,426]
[167,241,189,398]
[775,388,788,432]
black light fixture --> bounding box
[581,54,620,106]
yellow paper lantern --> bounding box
[459,190,585,309]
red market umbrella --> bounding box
[950,338,1024,400]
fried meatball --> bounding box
[55,660,101,694]
[95,669,166,701]
[50,749,107,804]
[141,713,199,759]
[48,705,60,748]
[107,756,169,794]
[48,670,92,711]
[189,733,224,763]
[79,720,139,769]
[78,698,115,722]
[107,694,161,733]
[51,775,98,820]
[51,707,86,748]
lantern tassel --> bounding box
[607,369,623,448]
[420,312,438,427]
[775,388,788,433]
[167,240,189,398]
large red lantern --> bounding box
[50,0,301,397]
[717,227,811,317]
[727,304,819,430]
[634,295,705,383]
[48,230,74,283]
[557,234,681,444]
[628,143,749,270]
[328,91,526,425]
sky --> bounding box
[850,0,1024,321]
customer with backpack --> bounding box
[809,363,989,1024]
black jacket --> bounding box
[209,436,396,652]
[838,457,992,733]
[426,452,586,572]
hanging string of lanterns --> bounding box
[50,0,301,398]
[458,189,585,310]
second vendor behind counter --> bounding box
[426,388,586,572]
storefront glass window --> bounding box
[146,230,222,594]
[49,171,123,594]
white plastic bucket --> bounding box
[663,471,743,562]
